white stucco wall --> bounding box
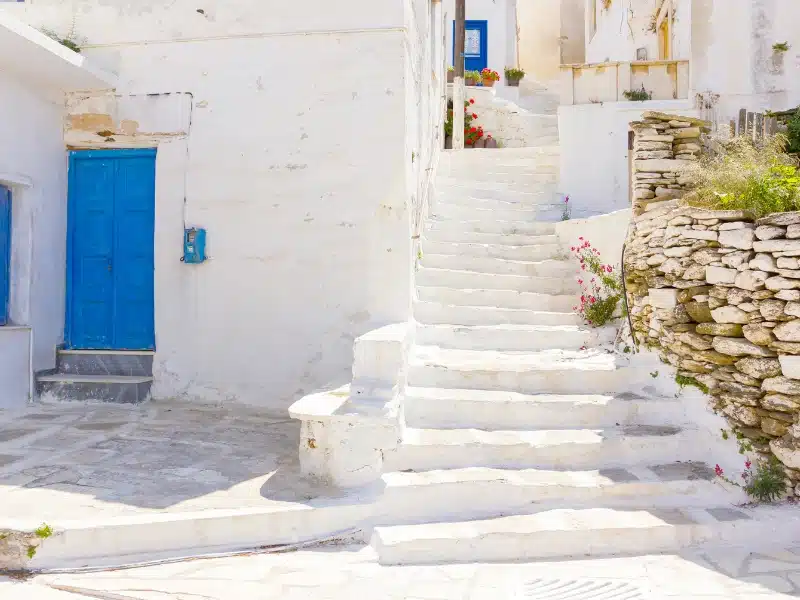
[442,0,516,76]
[0,71,69,407]
[8,0,443,411]
[557,99,696,215]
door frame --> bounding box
[452,19,488,73]
[0,184,10,326]
[65,148,157,350]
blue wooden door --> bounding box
[66,149,156,350]
[0,185,10,326]
[453,20,488,73]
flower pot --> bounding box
[447,71,454,83]
[484,137,498,148]
[444,135,452,149]
[507,77,521,87]
[466,78,479,87]
[473,138,486,148]
[482,79,496,88]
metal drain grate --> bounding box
[515,578,647,600]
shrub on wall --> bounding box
[685,134,800,217]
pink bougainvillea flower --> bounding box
[714,464,724,477]
[745,460,752,469]
[578,237,584,240]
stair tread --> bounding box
[38,374,153,384]
[373,506,752,542]
[383,461,715,486]
[405,387,671,405]
[417,323,593,334]
[401,425,685,448]
[411,346,618,371]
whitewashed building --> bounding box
[558,0,800,216]
[0,1,446,411]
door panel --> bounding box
[452,20,488,73]
[67,150,156,350]
[0,185,10,326]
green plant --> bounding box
[715,458,786,503]
[650,370,659,378]
[27,546,36,559]
[480,68,500,82]
[675,374,709,394]
[465,70,481,81]
[773,41,790,53]
[561,195,571,221]
[443,98,486,146]
[40,27,81,53]
[622,85,652,102]
[786,108,800,154]
[34,524,53,539]
[504,67,526,80]
[685,134,800,217]
[448,66,454,72]
[571,238,623,327]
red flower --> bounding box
[581,264,586,270]
[470,127,477,133]
[469,98,475,104]
[745,460,752,469]
[578,237,584,240]
[714,464,724,477]
[571,247,575,251]
[472,113,478,119]
[590,297,596,304]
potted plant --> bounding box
[481,68,500,88]
[465,70,480,86]
[484,134,498,148]
[447,66,454,83]
[504,67,526,87]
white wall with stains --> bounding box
[6,0,444,411]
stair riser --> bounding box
[423,230,558,245]
[415,325,615,352]
[413,302,580,327]
[372,523,701,566]
[421,255,574,278]
[433,193,560,209]
[416,287,575,311]
[436,183,559,200]
[407,365,623,395]
[438,173,558,187]
[376,480,725,526]
[403,396,684,430]
[416,270,578,295]
[421,240,563,262]
[56,352,153,377]
[427,221,556,237]
[37,380,152,404]
[431,204,547,223]
[389,432,697,472]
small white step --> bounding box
[431,202,549,223]
[415,323,614,351]
[388,425,695,472]
[408,346,622,395]
[415,268,577,295]
[377,462,727,524]
[371,506,763,565]
[37,374,153,384]
[437,172,557,187]
[413,301,580,327]
[426,217,555,237]
[403,388,684,429]
[423,229,559,245]
[416,287,575,311]
[420,255,573,278]
[421,240,563,262]
[434,188,560,207]
[436,183,559,202]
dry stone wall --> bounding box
[625,112,800,498]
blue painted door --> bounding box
[66,149,156,350]
[0,185,10,326]
[453,20,488,73]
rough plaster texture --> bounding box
[9,0,445,410]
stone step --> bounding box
[430,202,549,223]
[426,217,555,236]
[413,301,580,327]
[407,346,623,395]
[415,268,577,295]
[441,146,560,163]
[415,323,614,352]
[503,135,560,148]
[421,254,573,278]
[433,192,561,211]
[371,506,768,565]
[377,462,726,524]
[415,288,575,312]
[436,178,558,196]
[403,388,684,430]
[440,166,560,181]
[423,228,558,246]
[36,374,153,404]
[421,240,563,262]
[388,425,694,472]
[55,349,154,377]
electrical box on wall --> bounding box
[182,227,207,263]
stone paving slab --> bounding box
[2,544,798,599]
[0,400,343,524]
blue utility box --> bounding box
[183,227,207,263]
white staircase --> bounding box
[367,145,776,566]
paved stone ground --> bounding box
[0,400,336,522]
[1,544,800,599]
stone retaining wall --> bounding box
[624,113,800,498]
